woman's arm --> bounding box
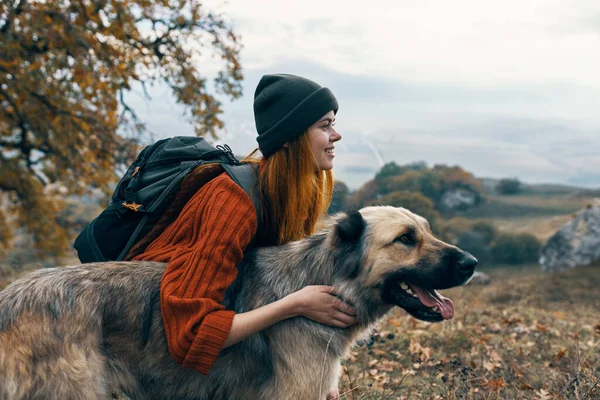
[224,285,357,348]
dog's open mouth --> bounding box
[386,281,455,322]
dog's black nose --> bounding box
[457,252,478,273]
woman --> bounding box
[133,74,354,397]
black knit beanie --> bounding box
[254,74,338,157]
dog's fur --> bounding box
[0,206,476,400]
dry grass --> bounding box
[457,195,595,220]
[488,195,591,210]
[339,265,600,400]
[484,215,573,241]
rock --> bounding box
[539,198,600,272]
[468,271,491,285]
[439,189,479,211]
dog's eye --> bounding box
[395,234,414,245]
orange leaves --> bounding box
[409,338,433,361]
[1,0,242,256]
[553,348,567,361]
[484,377,507,390]
[535,322,549,333]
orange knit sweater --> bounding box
[133,172,257,374]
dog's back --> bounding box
[0,262,164,400]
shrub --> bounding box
[369,191,441,231]
[374,161,427,186]
[490,233,541,264]
[384,170,441,200]
[471,221,498,244]
[328,181,350,214]
[496,178,521,195]
[455,230,493,265]
[350,180,379,209]
[437,217,472,243]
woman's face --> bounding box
[306,110,342,171]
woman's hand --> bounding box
[287,285,357,328]
[224,286,356,348]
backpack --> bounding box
[73,136,260,263]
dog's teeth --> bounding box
[432,306,439,312]
[400,282,408,290]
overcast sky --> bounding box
[132,0,600,189]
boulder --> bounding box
[468,271,491,285]
[439,189,479,211]
[539,198,600,272]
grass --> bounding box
[339,265,600,399]
[455,195,593,220]
[481,215,573,241]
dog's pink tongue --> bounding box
[409,284,455,320]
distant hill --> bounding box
[479,177,597,197]
[338,162,599,244]
[447,179,597,241]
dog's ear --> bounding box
[333,210,365,279]
[335,210,366,243]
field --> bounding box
[456,194,594,220]
[483,215,572,241]
[339,265,600,400]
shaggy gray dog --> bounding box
[0,207,476,400]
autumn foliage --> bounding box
[0,0,242,255]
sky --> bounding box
[130,0,600,190]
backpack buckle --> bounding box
[216,144,239,165]
[122,201,142,212]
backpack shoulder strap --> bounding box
[222,163,261,234]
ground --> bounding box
[340,264,600,400]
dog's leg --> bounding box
[326,362,342,399]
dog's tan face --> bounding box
[333,206,477,322]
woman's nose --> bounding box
[331,128,342,143]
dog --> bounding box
[0,206,476,399]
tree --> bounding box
[351,179,378,209]
[374,161,427,187]
[433,164,483,194]
[374,162,403,185]
[369,191,441,231]
[496,178,521,195]
[0,0,242,255]
[328,180,350,215]
[384,170,441,200]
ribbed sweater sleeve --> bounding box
[132,173,257,374]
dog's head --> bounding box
[330,206,477,323]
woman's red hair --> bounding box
[244,132,333,246]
